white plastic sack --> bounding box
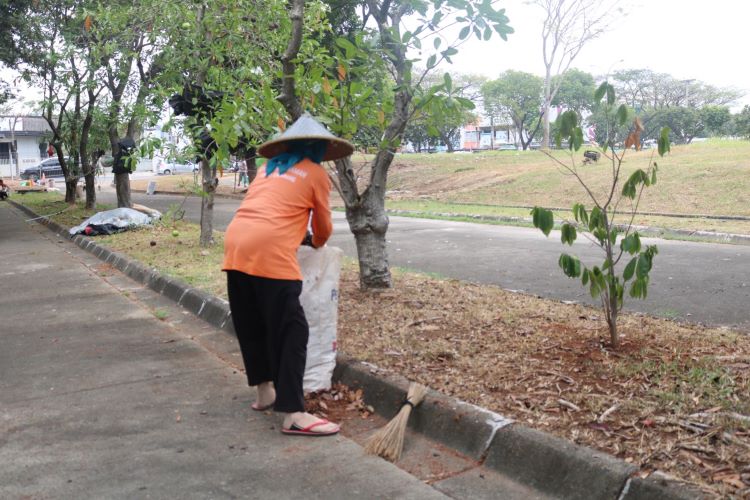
[298,245,343,392]
[69,207,161,235]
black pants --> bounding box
[226,271,308,413]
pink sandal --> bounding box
[281,419,340,436]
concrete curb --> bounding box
[11,199,705,499]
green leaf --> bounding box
[606,84,615,105]
[588,206,604,231]
[572,203,589,226]
[571,127,584,151]
[443,72,452,91]
[426,54,437,68]
[335,38,356,58]
[623,257,637,281]
[630,276,649,299]
[594,82,608,103]
[455,97,475,109]
[483,26,492,40]
[658,127,671,156]
[433,37,442,49]
[582,269,589,285]
[636,253,652,279]
[531,207,554,236]
[402,31,413,44]
[616,104,628,126]
[558,254,581,278]
[442,47,458,57]
[459,26,470,40]
[620,232,641,254]
[561,223,577,245]
[608,227,618,245]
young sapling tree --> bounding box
[531,82,671,348]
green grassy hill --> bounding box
[378,139,750,234]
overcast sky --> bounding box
[3,0,748,112]
[444,0,749,109]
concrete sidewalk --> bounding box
[0,203,446,499]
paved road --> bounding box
[98,191,750,332]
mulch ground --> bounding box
[335,267,750,498]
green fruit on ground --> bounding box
[172,230,179,237]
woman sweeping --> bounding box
[222,113,353,436]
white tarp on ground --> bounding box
[69,207,161,235]
[299,245,343,392]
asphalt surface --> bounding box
[0,202,449,499]
[98,191,750,332]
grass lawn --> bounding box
[382,140,750,235]
[386,140,750,216]
[13,191,750,497]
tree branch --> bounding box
[278,0,304,120]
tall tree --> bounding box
[482,70,543,150]
[733,105,750,140]
[93,0,168,208]
[534,0,615,148]
[612,69,742,111]
[157,0,307,246]
[278,0,513,288]
[550,68,595,115]
[14,0,96,203]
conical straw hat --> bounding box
[258,112,354,161]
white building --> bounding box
[0,116,51,177]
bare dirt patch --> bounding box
[336,267,750,498]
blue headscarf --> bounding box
[265,140,327,176]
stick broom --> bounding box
[364,382,428,462]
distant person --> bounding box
[0,179,9,200]
[222,113,352,436]
[238,161,248,187]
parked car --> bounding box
[496,143,518,151]
[155,159,199,175]
[20,157,66,180]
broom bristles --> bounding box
[364,382,428,462]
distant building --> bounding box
[459,117,514,150]
[0,116,52,177]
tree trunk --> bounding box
[115,173,132,207]
[199,158,215,246]
[84,173,96,209]
[542,103,551,149]
[65,179,77,204]
[439,131,455,153]
[81,113,96,210]
[345,192,391,288]
[244,153,258,185]
[607,306,618,348]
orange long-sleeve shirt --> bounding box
[222,158,332,281]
